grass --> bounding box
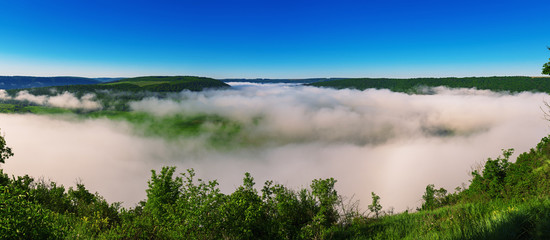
[336,198,550,239]
[0,103,15,113]
[0,103,73,114]
[23,106,73,114]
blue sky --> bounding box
[0,0,549,78]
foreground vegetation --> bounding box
[2,129,550,239]
[308,76,550,93]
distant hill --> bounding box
[0,76,100,89]
[221,78,339,84]
[308,76,550,93]
[9,76,230,96]
[93,77,125,83]
[102,76,230,92]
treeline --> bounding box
[308,76,550,93]
[0,76,100,90]
[6,76,229,95]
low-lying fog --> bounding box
[1,83,549,212]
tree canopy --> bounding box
[0,130,13,163]
[543,47,550,75]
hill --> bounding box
[101,76,230,92]
[221,78,338,84]
[308,76,550,93]
[18,76,230,94]
[0,76,100,89]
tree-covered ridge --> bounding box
[4,76,229,95]
[101,76,230,92]
[0,76,101,90]
[308,76,550,93]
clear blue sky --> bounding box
[0,0,549,78]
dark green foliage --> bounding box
[419,184,453,211]
[221,173,269,239]
[0,182,64,239]
[543,47,550,75]
[543,62,550,75]
[308,76,550,93]
[0,131,13,164]
[463,140,550,202]
[116,168,346,239]
[467,149,513,200]
[145,166,182,223]
[21,76,230,94]
[310,178,339,228]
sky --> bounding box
[0,0,549,78]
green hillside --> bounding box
[308,76,550,93]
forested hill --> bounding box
[221,78,338,84]
[101,76,230,92]
[8,76,230,94]
[307,76,550,93]
[0,76,101,89]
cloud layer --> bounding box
[1,84,549,211]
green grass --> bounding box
[23,106,73,114]
[0,103,73,114]
[0,103,16,113]
[335,198,550,240]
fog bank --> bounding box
[1,84,549,211]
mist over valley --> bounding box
[1,81,548,212]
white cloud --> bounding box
[0,89,10,100]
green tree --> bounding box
[543,47,550,75]
[220,172,267,239]
[467,149,513,199]
[0,130,13,163]
[421,184,449,210]
[145,166,183,222]
[310,177,339,228]
[368,192,382,218]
